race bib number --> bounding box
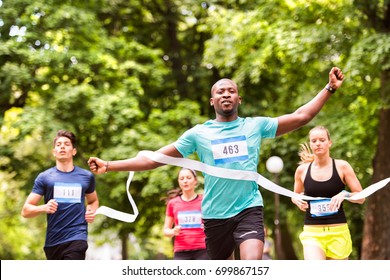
[53,182,82,203]
[310,199,337,217]
[177,211,202,228]
[211,136,249,164]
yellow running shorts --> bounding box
[299,224,352,259]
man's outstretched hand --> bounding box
[88,157,106,174]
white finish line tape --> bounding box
[345,177,390,200]
[94,150,390,222]
[94,170,139,223]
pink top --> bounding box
[166,194,206,252]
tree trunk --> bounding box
[164,0,187,97]
[121,233,128,260]
[361,69,390,259]
[280,220,298,260]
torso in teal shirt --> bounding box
[173,117,278,219]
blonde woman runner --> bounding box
[292,126,365,260]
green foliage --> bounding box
[0,0,388,259]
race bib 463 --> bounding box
[211,136,249,164]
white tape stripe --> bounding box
[346,177,390,201]
[94,171,139,223]
[139,150,320,201]
[93,150,390,223]
[139,151,390,202]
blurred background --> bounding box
[1,0,389,260]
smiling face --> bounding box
[52,136,76,162]
[210,79,241,121]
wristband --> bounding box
[325,84,336,94]
[105,161,109,173]
[342,190,350,198]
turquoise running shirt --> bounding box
[174,117,278,219]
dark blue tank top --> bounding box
[304,159,347,225]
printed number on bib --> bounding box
[211,136,249,164]
[54,182,82,203]
[178,211,202,228]
[310,199,337,217]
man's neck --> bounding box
[215,115,239,122]
[56,161,75,172]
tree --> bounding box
[349,0,390,259]
[1,0,387,260]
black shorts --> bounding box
[203,206,265,260]
[173,248,210,260]
[44,240,88,260]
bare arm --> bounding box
[88,143,182,174]
[21,193,58,218]
[163,215,181,238]
[339,160,365,204]
[291,165,309,212]
[327,160,365,212]
[276,67,344,136]
[85,191,99,223]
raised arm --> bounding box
[88,143,182,174]
[276,67,344,136]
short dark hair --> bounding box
[53,130,76,148]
